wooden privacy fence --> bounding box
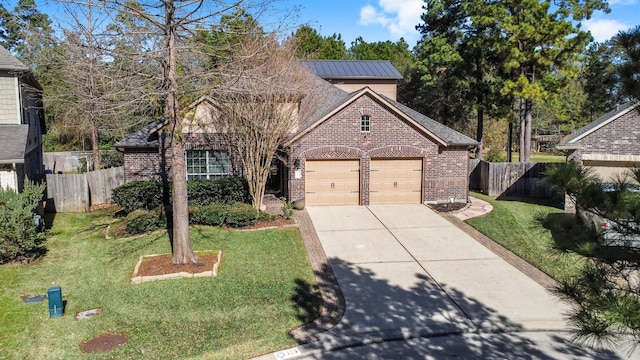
[469,159,555,198]
[45,167,124,213]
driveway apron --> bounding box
[306,204,569,341]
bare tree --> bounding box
[49,1,156,168]
[87,0,275,264]
[212,35,319,210]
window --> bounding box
[361,115,370,132]
[186,150,230,180]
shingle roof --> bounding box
[287,82,477,147]
[301,60,402,80]
[382,95,478,146]
[0,125,28,163]
[557,102,639,148]
[0,45,27,71]
[114,118,165,149]
[118,75,476,149]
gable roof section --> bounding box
[287,86,477,147]
[0,45,27,71]
[301,60,402,80]
[0,125,29,163]
[557,102,639,150]
[115,118,165,149]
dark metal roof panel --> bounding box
[301,60,402,79]
[0,125,28,163]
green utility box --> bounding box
[47,286,63,318]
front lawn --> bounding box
[465,192,586,282]
[0,210,317,359]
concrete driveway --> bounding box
[306,204,569,340]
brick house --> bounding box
[0,45,46,191]
[116,60,477,206]
[557,102,640,182]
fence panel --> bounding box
[469,160,555,198]
[45,173,89,213]
[87,167,124,205]
[45,167,124,213]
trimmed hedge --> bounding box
[187,177,250,206]
[225,203,258,227]
[112,177,250,214]
[189,204,227,226]
[112,180,163,214]
[125,208,167,235]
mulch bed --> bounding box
[428,202,467,213]
[135,252,217,277]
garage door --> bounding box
[370,159,422,204]
[306,160,360,205]
[583,160,640,182]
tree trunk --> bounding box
[507,121,513,162]
[475,50,484,160]
[523,97,533,163]
[519,97,526,163]
[90,122,101,171]
[164,0,195,265]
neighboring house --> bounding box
[0,45,45,192]
[557,102,640,182]
[301,60,402,100]
[116,60,477,206]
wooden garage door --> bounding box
[306,160,360,205]
[370,159,422,204]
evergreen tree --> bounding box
[289,25,348,60]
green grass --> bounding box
[507,152,566,163]
[0,210,317,359]
[466,192,587,283]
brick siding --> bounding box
[123,132,241,183]
[288,94,469,204]
[577,109,640,158]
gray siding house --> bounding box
[117,60,477,206]
[0,45,45,191]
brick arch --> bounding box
[368,145,430,158]
[303,146,364,159]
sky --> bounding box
[6,0,640,46]
[286,0,640,46]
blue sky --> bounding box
[8,0,640,46]
[285,0,640,46]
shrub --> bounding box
[280,197,294,219]
[189,204,228,226]
[187,177,249,206]
[0,181,46,263]
[224,203,258,227]
[112,180,163,214]
[484,147,506,162]
[125,208,166,235]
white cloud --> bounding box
[359,0,423,39]
[608,0,638,6]
[584,18,633,42]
